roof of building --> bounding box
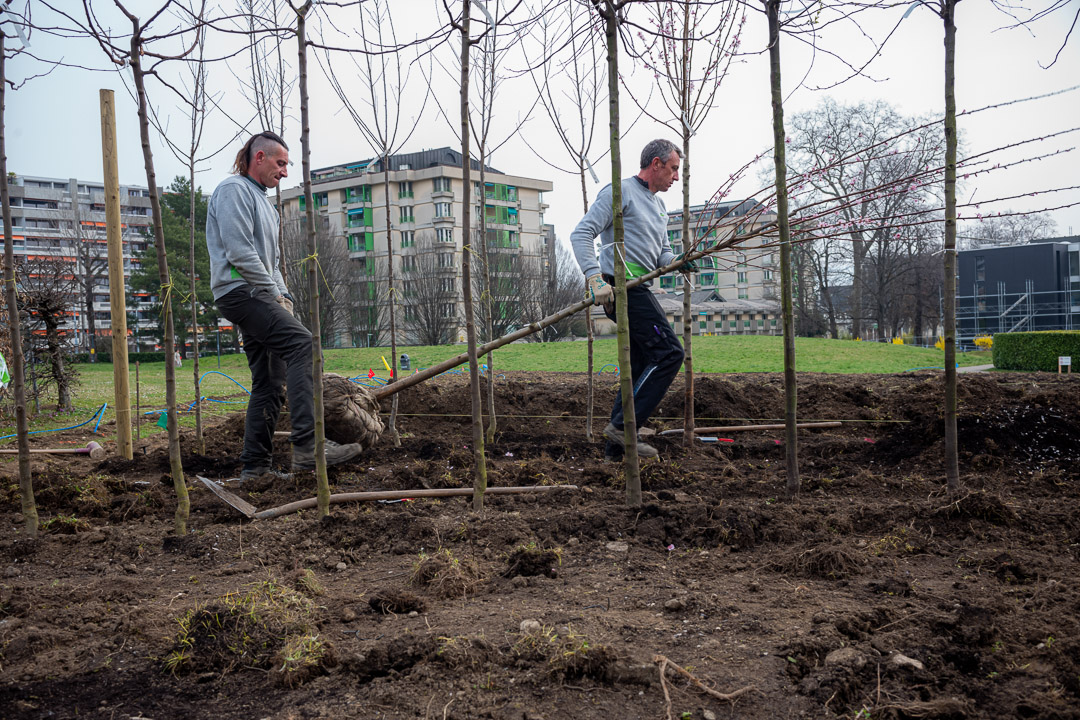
[311,147,501,183]
[1029,235,1079,244]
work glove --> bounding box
[276,293,295,316]
[673,252,701,273]
[585,274,614,311]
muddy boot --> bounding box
[603,422,658,458]
[240,465,292,482]
[292,438,363,471]
[603,439,623,463]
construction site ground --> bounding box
[1,370,1079,719]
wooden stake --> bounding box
[135,360,140,441]
[99,89,132,460]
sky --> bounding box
[7,1,1080,248]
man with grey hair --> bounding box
[208,131,362,480]
[570,138,700,460]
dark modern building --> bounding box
[957,236,1080,341]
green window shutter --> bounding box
[299,196,306,211]
[365,232,374,251]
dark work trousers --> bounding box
[216,285,315,468]
[602,276,685,453]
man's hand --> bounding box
[276,293,294,316]
[673,252,702,273]
[586,274,614,310]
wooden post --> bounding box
[100,89,133,460]
[135,360,141,441]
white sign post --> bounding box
[1059,356,1072,374]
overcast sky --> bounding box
[7,2,1079,248]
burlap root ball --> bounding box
[322,373,384,449]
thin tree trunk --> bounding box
[459,0,488,511]
[295,2,331,516]
[602,0,640,507]
[942,0,960,492]
[0,34,36,537]
[46,323,70,409]
[383,155,400,446]
[130,28,188,534]
[767,0,800,500]
[189,160,203,454]
[681,130,693,449]
[479,151,497,445]
[581,164,594,442]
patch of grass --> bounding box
[5,337,991,442]
[511,624,616,681]
[410,548,482,598]
[163,578,331,686]
[40,513,91,534]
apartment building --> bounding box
[651,199,781,335]
[281,148,553,346]
[4,174,158,349]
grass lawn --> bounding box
[1,336,992,442]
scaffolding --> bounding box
[956,283,1079,348]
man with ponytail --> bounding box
[208,132,362,480]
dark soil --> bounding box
[2,370,1080,719]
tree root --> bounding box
[653,654,756,720]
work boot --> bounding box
[603,422,658,458]
[603,440,623,463]
[239,465,292,482]
[292,438,363,471]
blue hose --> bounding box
[198,370,251,395]
[598,364,620,376]
[0,403,109,442]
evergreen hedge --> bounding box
[992,331,1080,371]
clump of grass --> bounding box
[511,624,616,681]
[410,548,482,598]
[435,634,492,669]
[40,513,91,534]
[287,568,325,597]
[503,541,562,579]
[869,526,926,557]
[163,578,332,686]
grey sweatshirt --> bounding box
[207,174,288,300]
[570,176,674,283]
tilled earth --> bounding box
[1,370,1079,720]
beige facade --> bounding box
[281,148,553,345]
[660,200,780,305]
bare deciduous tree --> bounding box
[16,256,79,411]
[400,232,459,346]
[280,212,351,346]
[319,0,431,446]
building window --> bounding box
[441,302,456,318]
[975,256,985,282]
[402,255,416,271]
[433,177,452,193]
[763,269,772,281]
[737,271,747,284]
[738,288,748,300]
[399,206,414,223]
[400,230,415,248]
[347,185,371,203]
[435,202,453,218]
[436,228,454,244]
[440,277,455,293]
[439,252,454,268]
[398,180,413,198]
